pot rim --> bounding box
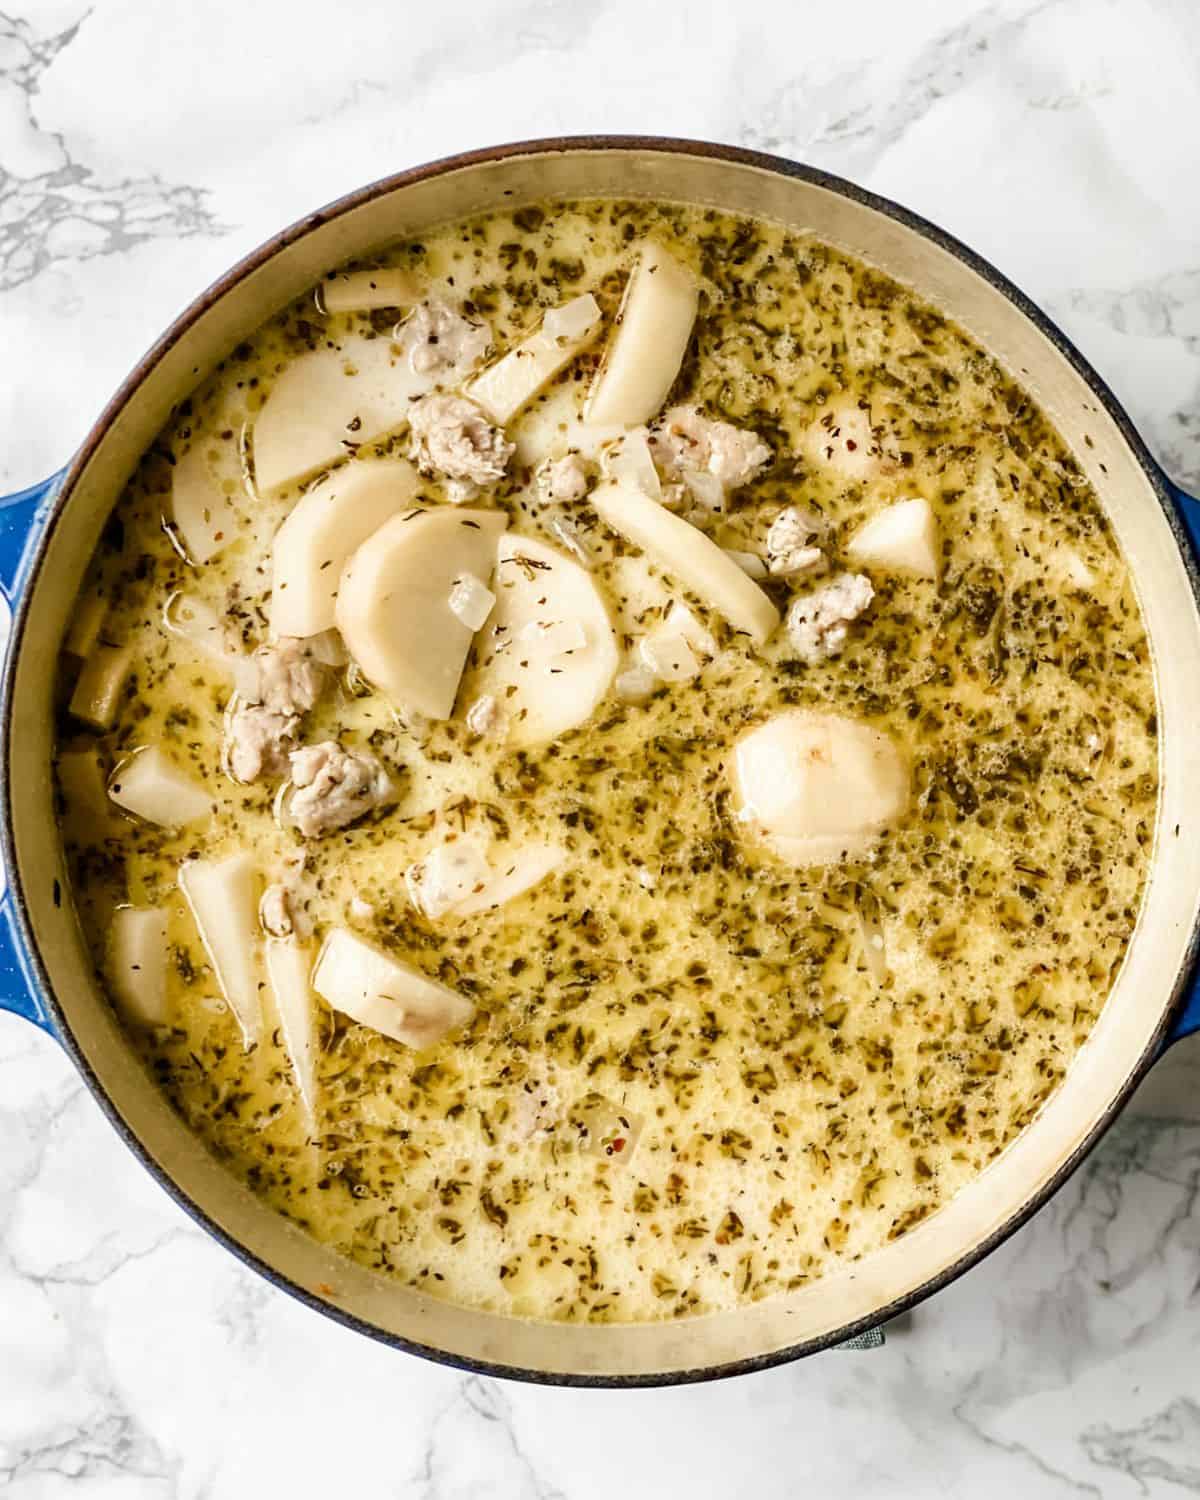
[6,134,1197,1387]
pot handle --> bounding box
[0,471,64,1034]
[1164,474,1200,1046]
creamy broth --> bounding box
[56,200,1157,1323]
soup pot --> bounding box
[2,137,1199,1385]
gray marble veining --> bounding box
[2,1,1199,1495]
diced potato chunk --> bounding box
[109,906,169,1027]
[107,746,212,828]
[586,243,698,425]
[69,644,133,730]
[469,294,602,424]
[270,460,422,638]
[320,267,424,313]
[846,497,939,580]
[179,853,262,1049]
[588,479,778,645]
[312,928,474,1049]
[265,938,319,1132]
[732,710,909,866]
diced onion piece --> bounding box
[162,591,237,667]
[547,513,592,567]
[108,746,212,828]
[639,603,715,684]
[681,469,724,514]
[454,843,565,916]
[270,460,422,638]
[447,573,496,632]
[518,618,588,657]
[179,853,263,1049]
[69,643,133,730]
[64,594,107,658]
[586,243,698,425]
[170,437,244,564]
[601,428,661,502]
[470,293,602,424]
[732,710,909,867]
[253,336,436,496]
[614,665,658,703]
[1058,548,1096,590]
[312,928,474,1049]
[306,630,348,669]
[588,479,778,645]
[639,631,699,683]
[336,507,507,719]
[804,403,881,482]
[562,421,635,458]
[570,1092,643,1164]
[664,601,717,658]
[845,497,939,580]
[723,549,768,580]
[406,839,491,919]
[265,937,319,1132]
[109,906,169,1027]
[854,886,888,985]
[320,267,424,314]
[477,534,618,746]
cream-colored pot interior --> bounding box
[8,143,1200,1382]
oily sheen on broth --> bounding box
[55,200,1157,1324]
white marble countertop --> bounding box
[2,1,1200,1494]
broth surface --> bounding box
[57,200,1157,1323]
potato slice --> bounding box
[270,460,422,638]
[179,853,262,1049]
[312,928,474,1049]
[320,267,424,314]
[109,906,169,1027]
[732,710,909,867]
[336,507,507,719]
[586,243,698,425]
[476,533,618,745]
[846,497,939,579]
[170,433,245,563]
[69,643,133,730]
[253,336,433,496]
[265,937,318,1132]
[469,294,602,424]
[108,746,212,828]
[589,479,778,645]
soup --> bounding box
[55,200,1157,1324]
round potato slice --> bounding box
[475,533,618,746]
[270,461,422,638]
[336,507,507,720]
